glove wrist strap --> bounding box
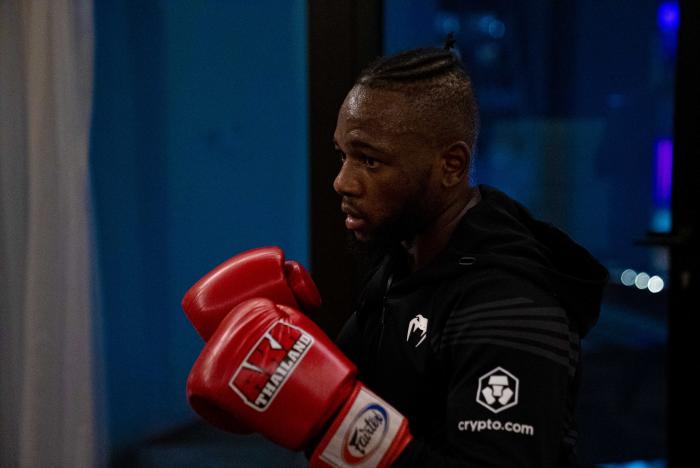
[310,383,412,467]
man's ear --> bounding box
[441,141,471,187]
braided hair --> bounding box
[355,34,479,153]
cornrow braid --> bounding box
[356,46,461,83]
[354,34,480,153]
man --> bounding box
[331,40,608,466]
[183,40,608,467]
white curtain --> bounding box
[0,0,99,466]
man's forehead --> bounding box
[338,86,418,139]
[333,129,391,155]
[343,85,410,119]
[333,119,416,149]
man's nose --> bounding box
[333,161,361,196]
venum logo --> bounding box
[476,367,519,414]
[229,321,313,411]
[406,314,428,348]
[342,404,389,463]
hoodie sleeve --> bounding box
[394,294,580,468]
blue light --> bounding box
[651,208,671,233]
[434,11,461,36]
[488,20,505,39]
[599,459,666,468]
[657,2,680,33]
[651,139,672,232]
[653,139,673,204]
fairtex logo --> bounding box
[342,404,389,463]
[229,321,313,411]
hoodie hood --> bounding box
[389,185,609,337]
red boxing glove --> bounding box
[186,299,412,466]
[182,246,321,341]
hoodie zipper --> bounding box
[375,273,394,361]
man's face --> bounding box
[333,85,442,246]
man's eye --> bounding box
[362,156,378,168]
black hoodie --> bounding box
[336,185,609,467]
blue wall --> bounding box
[90,0,308,455]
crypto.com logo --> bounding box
[476,367,519,414]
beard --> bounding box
[343,160,438,271]
[343,218,402,266]
[344,182,436,267]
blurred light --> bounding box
[600,459,666,468]
[648,276,665,293]
[620,269,637,286]
[658,1,680,33]
[651,208,671,233]
[651,139,673,232]
[477,14,496,33]
[607,93,625,109]
[657,2,679,57]
[476,14,505,39]
[635,272,650,290]
[434,11,461,35]
[488,20,506,38]
[654,139,673,205]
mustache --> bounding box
[341,201,364,218]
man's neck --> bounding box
[402,186,480,273]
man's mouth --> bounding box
[341,203,368,231]
[344,214,367,230]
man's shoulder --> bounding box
[430,265,568,341]
[444,264,561,309]
[433,267,577,370]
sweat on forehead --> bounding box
[344,81,469,149]
[342,86,422,138]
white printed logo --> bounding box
[406,314,428,348]
[342,404,388,463]
[476,367,519,414]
